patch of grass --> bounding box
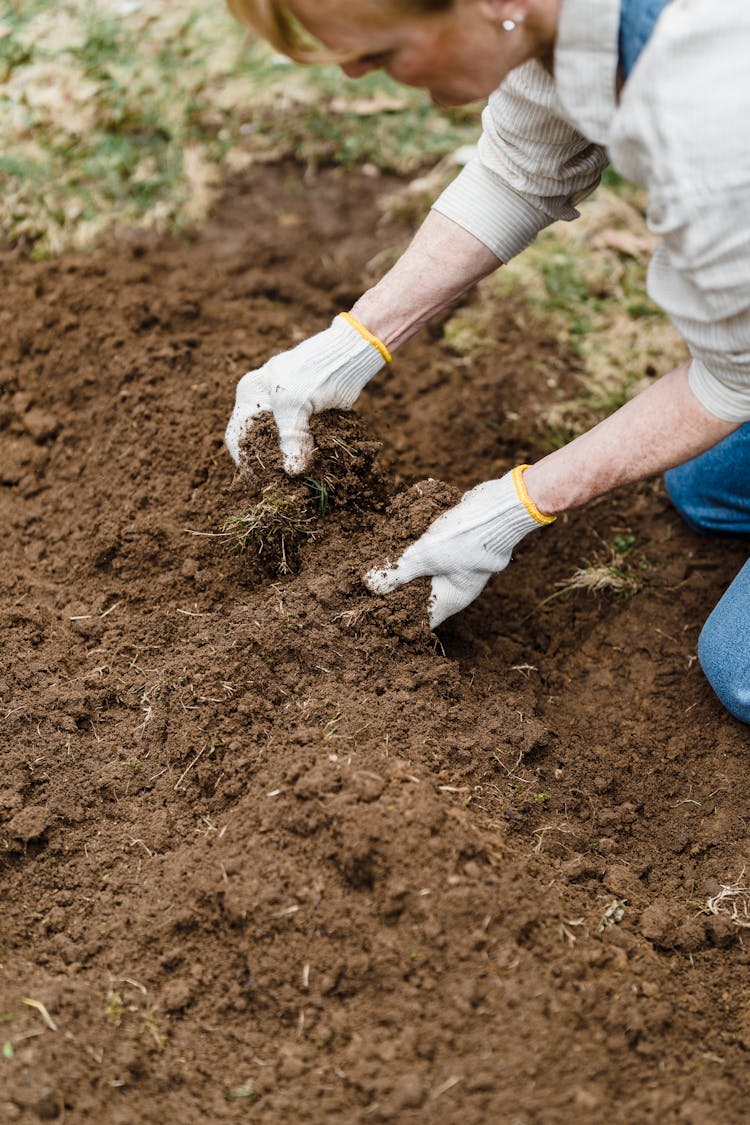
[442,306,497,358]
[536,250,597,341]
[223,487,317,573]
[557,564,639,597]
[481,199,687,448]
[0,0,479,254]
[529,537,640,618]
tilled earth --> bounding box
[2,164,750,1124]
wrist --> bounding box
[349,292,417,351]
[317,314,389,407]
[472,469,553,563]
[336,312,391,363]
[512,465,557,523]
[518,462,566,517]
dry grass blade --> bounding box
[557,564,639,596]
[706,872,750,929]
[223,487,317,574]
[527,555,639,619]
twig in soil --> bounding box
[118,977,147,994]
[491,750,533,786]
[22,998,57,1031]
[332,607,366,629]
[559,917,585,945]
[431,1075,463,1100]
[532,821,574,853]
[173,744,207,791]
[706,870,750,928]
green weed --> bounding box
[228,1085,258,1102]
[105,989,124,1025]
[304,476,332,516]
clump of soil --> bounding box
[232,406,461,638]
[2,163,750,1124]
[231,409,388,575]
[238,408,386,511]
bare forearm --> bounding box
[524,363,739,514]
[350,210,501,351]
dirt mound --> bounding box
[2,163,750,1124]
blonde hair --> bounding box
[227,0,452,62]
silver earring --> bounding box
[502,18,516,31]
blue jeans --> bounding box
[665,424,750,723]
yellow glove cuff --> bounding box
[338,312,392,364]
[513,465,557,525]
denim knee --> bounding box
[664,463,715,536]
[699,612,750,724]
[664,424,750,540]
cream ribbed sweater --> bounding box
[433,0,750,422]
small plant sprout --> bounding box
[106,989,125,1025]
[613,534,636,555]
[598,899,627,932]
[227,1084,257,1102]
[304,476,333,516]
[141,1015,166,1051]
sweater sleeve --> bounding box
[432,60,608,262]
[609,0,750,422]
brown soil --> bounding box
[2,163,750,1125]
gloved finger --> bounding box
[363,542,431,595]
[274,400,315,476]
[428,570,491,629]
[225,374,270,464]
[225,408,256,465]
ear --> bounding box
[478,0,532,25]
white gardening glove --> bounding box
[225,312,390,475]
[364,466,556,628]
